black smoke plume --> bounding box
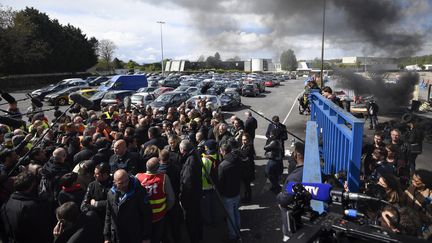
[144,0,426,57]
[334,69,419,113]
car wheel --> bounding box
[57,98,67,106]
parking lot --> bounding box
[2,73,431,242]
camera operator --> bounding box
[402,169,432,239]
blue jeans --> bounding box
[222,195,241,240]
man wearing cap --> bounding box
[136,157,175,243]
[201,139,220,225]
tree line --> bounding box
[0,6,98,75]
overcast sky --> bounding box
[3,0,432,63]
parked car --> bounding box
[220,92,242,110]
[31,79,88,100]
[179,78,199,87]
[186,95,222,113]
[150,91,190,111]
[148,80,159,87]
[98,74,147,91]
[224,83,242,94]
[100,90,135,108]
[137,87,157,93]
[68,89,98,105]
[264,79,276,87]
[131,92,156,107]
[153,87,174,97]
[45,86,88,106]
[207,82,226,95]
[174,86,200,96]
[160,78,181,88]
[242,84,260,97]
[88,76,109,86]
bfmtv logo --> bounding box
[304,186,319,196]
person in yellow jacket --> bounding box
[200,139,221,225]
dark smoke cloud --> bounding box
[143,0,427,57]
[334,70,419,113]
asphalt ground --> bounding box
[1,79,431,242]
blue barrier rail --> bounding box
[303,121,325,213]
[308,90,364,192]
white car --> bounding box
[131,92,156,107]
[186,95,222,112]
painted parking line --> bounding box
[282,90,304,125]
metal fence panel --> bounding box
[308,90,364,192]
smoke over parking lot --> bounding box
[145,0,428,57]
[334,70,419,113]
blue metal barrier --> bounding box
[308,90,364,192]
[303,121,324,213]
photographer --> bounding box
[264,129,284,193]
[402,169,432,239]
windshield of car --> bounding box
[175,86,189,91]
[91,91,106,99]
[155,93,174,103]
[220,94,231,101]
[131,95,144,101]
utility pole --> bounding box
[157,21,165,76]
[320,0,326,88]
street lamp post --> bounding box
[157,21,165,76]
[320,0,326,88]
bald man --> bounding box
[104,169,152,243]
[136,157,175,243]
[40,147,70,201]
[109,139,142,175]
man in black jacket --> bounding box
[142,126,167,151]
[54,202,103,243]
[218,144,242,242]
[179,140,203,243]
[109,139,141,174]
[264,129,284,193]
[0,171,54,243]
[104,169,152,243]
[81,163,112,222]
[244,111,258,155]
[244,111,257,140]
[72,136,95,167]
[265,116,288,153]
[40,147,71,201]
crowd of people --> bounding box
[0,95,260,243]
[0,83,431,243]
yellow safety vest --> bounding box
[201,153,219,190]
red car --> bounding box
[153,87,174,97]
[264,80,275,87]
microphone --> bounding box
[285,182,332,202]
[344,209,365,218]
[27,94,43,108]
[285,182,383,203]
[0,116,26,128]
[330,190,382,202]
[69,93,94,109]
[1,92,16,104]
